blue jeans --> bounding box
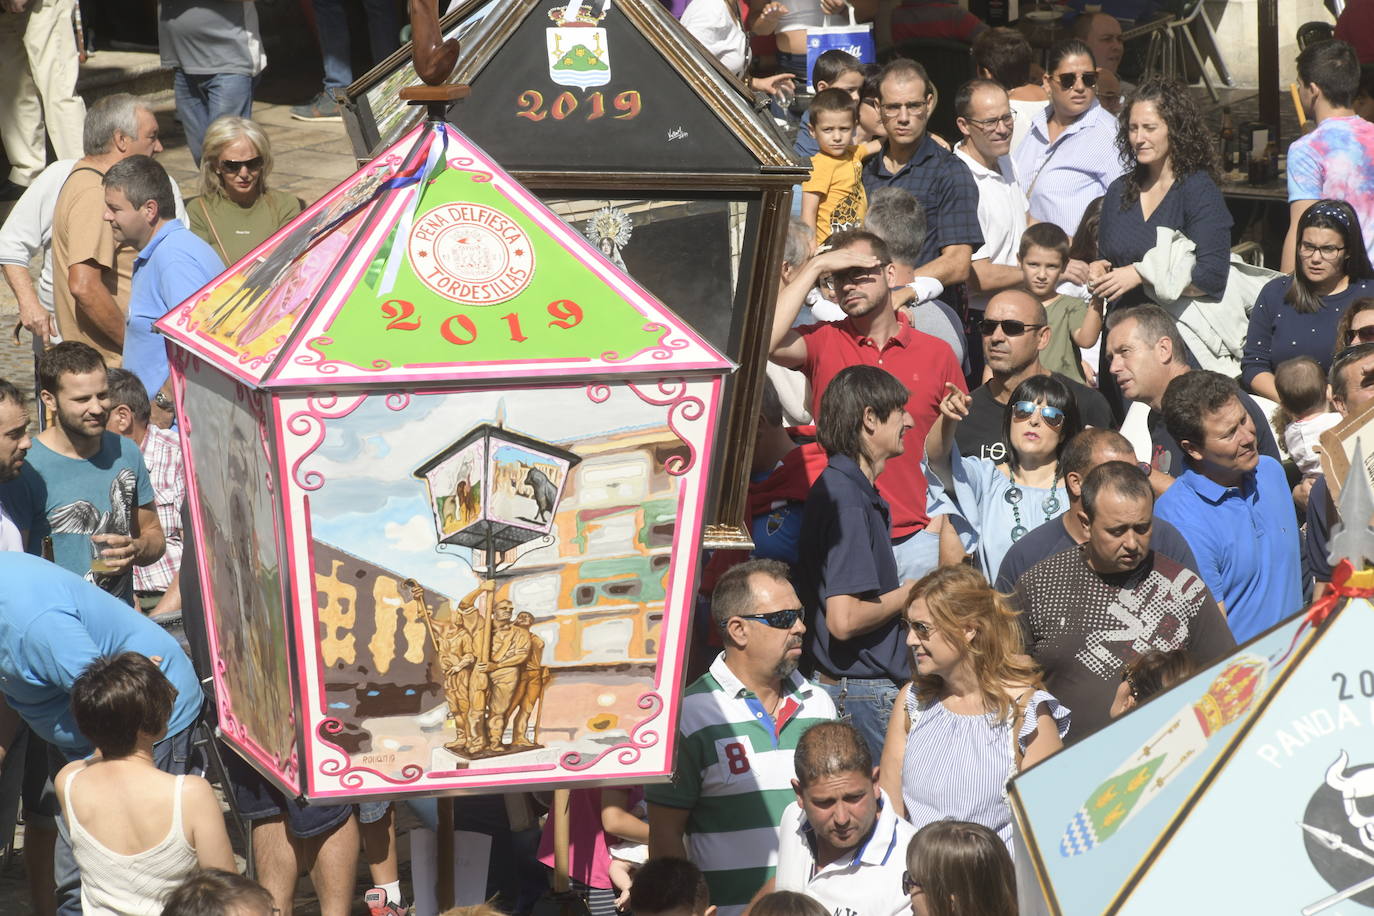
[312,0,401,91]
[814,676,900,763]
[173,69,255,165]
[54,723,198,916]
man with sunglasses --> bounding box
[647,559,835,916]
[1014,461,1233,739]
[860,58,983,303]
[102,155,223,422]
[952,80,1031,319]
[954,289,1111,463]
[770,229,966,584]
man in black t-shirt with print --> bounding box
[1015,462,1235,740]
[955,290,1113,462]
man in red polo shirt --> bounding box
[770,227,967,581]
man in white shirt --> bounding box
[0,158,76,348]
[953,80,1030,317]
[763,720,915,916]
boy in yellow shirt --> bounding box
[801,89,880,246]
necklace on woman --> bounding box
[1004,468,1062,541]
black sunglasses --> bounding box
[723,608,805,629]
[218,156,264,174]
[902,871,922,894]
[1054,71,1099,90]
[1351,325,1374,345]
[979,319,1044,337]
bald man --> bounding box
[955,289,1113,463]
[995,427,1198,592]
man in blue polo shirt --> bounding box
[1154,371,1303,643]
[797,365,917,760]
[862,58,982,308]
[0,551,202,916]
[102,154,222,420]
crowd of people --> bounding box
[0,0,1372,914]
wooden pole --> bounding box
[437,797,456,911]
[552,789,572,895]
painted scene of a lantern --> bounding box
[157,117,732,800]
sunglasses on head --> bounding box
[218,156,264,174]
[1054,70,1099,90]
[979,318,1044,337]
[723,608,805,630]
[1011,400,1067,429]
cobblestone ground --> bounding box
[0,82,390,915]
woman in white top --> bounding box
[56,652,234,915]
[878,565,1068,847]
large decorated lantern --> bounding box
[156,118,732,799]
[339,0,808,548]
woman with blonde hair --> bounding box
[879,566,1068,847]
[903,821,1017,916]
[189,115,302,265]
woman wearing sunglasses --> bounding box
[901,821,1018,916]
[189,116,304,266]
[924,375,1079,579]
[1013,38,1125,236]
[1334,297,1374,356]
[877,566,1068,855]
[1241,199,1374,402]
[1090,77,1231,311]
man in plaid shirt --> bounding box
[106,367,184,615]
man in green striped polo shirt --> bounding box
[648,559,839,916]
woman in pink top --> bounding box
[537,787,648,916]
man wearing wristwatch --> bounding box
[102,154,221,427]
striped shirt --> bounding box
[134,425,185,594]
[646,653,837,916]
[1013,100,1125,235]
[900,685,1068,847]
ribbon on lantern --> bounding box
[377,122,450,295]
[1305,558,1374,626]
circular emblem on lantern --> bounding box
[408,203,535,305]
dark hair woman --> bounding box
[1242,199,1374,401]
[925,374,1082,578]
[1090,76,1232,310]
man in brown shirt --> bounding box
[51,94,163,366]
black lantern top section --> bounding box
[343,0,805,180]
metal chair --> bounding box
[1296,21,1334,52]
[1165,0,1232,101]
